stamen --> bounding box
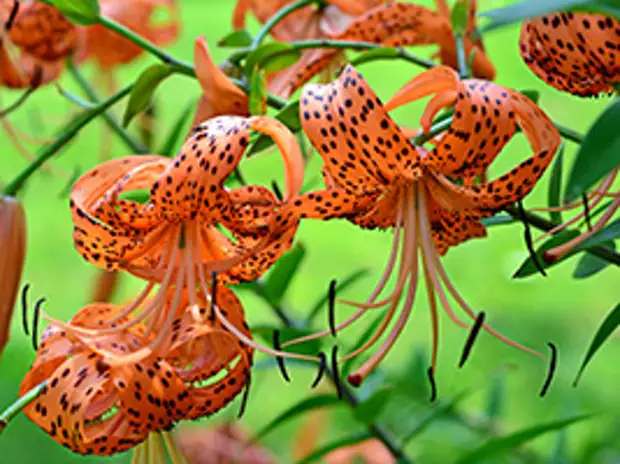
[273,330,291,382]
[539,342,558,398]
[31,298,45,350]
[328,279,337,337]
[458,312,486,368]
[210,270,218,318]
[271,180,283,201]
[20,283,30,336]
[517,201,547,277]
[4,1,19,31]
[237,375,251,418]
[311,352,327,389]
[331,346,343,398]
[582,194,592,230]
[427,367,437,402]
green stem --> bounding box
[250,0,319,49]
[0,381,47,434]
[413,117,453,145]
[3,84,133,196]
[552,121,584,144]
[97,16,194,73]
[231,40,436,69]
[455,34,469,78]
[67,60,149,154]
[250,280,416,464]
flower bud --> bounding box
[0,196,26,356]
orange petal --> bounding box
[385,66,459,112]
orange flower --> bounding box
[520,12,620,96]
[50,116,315,367]
[277,65,560,385]
[77,0,179,70]
[22,288,254,455]
[0,1,77,88]
[0,196,26,356]
[179,423,276,464]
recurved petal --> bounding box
[193,37,249,126]
[0,197,25,357]
[301,65,421,193]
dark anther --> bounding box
[210,271,218,318]
[21,283,30,336]
[96,359,111,375]
[328,279,337,337]
[517,200,547,276]
[540,342,558,397]
[311,352,327,389]
[31,298,45,351]
[427,367,437,402]
[582,193,592,231]
[237,375,251,418]
[272,330,290,383]
[271,181,283,201]
[4,1,19,31]
[458,312,486,368]
[331,346,343,399]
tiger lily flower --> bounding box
[49,115,319,366]
[278,65,560,385]
[533,168,619,263]
[0,196,26,356]
[520,12,620,96]
[23,289,254,454]
[0,0,77,88]
[233,0,385,98]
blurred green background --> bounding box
[1,0,619,462]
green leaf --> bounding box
[307,269,369,322]
[451,0,469,35]
[519,89,541,104]
[296,432,372,464]
[47,0,100,25]
[118,189,150,204]
[248,67,268,116]
[159,101,195,157]
[247,99,302,155]
[123,64,172,127]
[402,392,470,444]
[565,99,620,202]
[480,214,515,228]
[456,415,594,464]
[253,395,343,443]
[218,30,253,47]
[574,218,620,252]
[486,374,504,422]
[480,0,620,32]
[574,303,620,385]
[512,230,580,278]
[245,42,301,76]
[263,243,306,305]
[547,143,565,224]
[573,241,616,278]
[353,387,392,425]
[342,312,385,374]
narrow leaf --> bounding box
[118,189,150,204]
[263,243,306,305]
[481,214,516,228]
[574,303,620,385]
[451,0,469,35]
[296,432,372,464]
[245,42,301,76]
[159,100,195,157]
[512,230,579,278]
[402,392,470,444]
[547,143,565,224]
[123,64,172,127]
[47,0,100,25]
[519,89,541,104]
[218,30,253,47]
[253,395,343,443]
[456,415,594,464]
[574,218,620,252]
[247,99,302,155]
[351,47,400,66]
[565,99,620,202]
[573,241,616,279]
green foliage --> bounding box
[158,101,195,157]
[263,243,307,305]
[547,143,565,224]
[574,303,620,385]
[249,67,268,115]
[45,0,100,25]
[123,64,173,127]
[451,0,470,35]
[296,432,373,464]
[573,241,616,278]
[245,42,301,76]
[218,30,254,47]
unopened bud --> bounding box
[0,196,26,356]
[91,270,119,303]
